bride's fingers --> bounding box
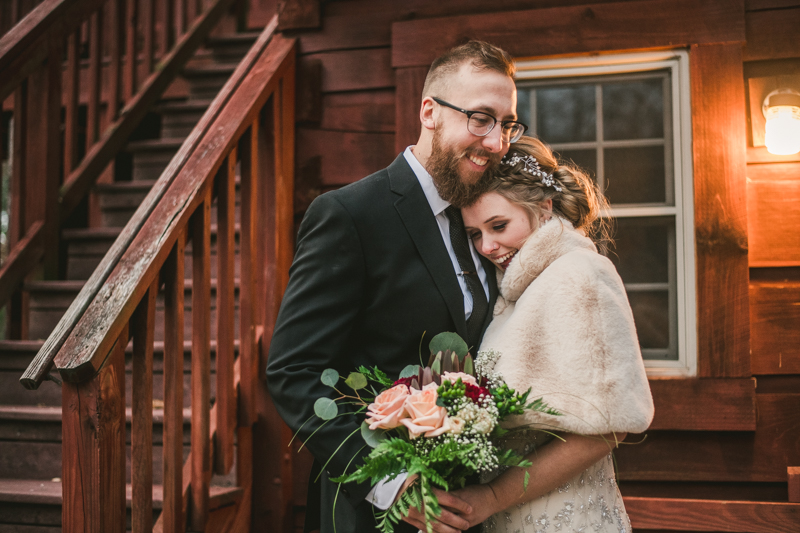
[432,487,473,516]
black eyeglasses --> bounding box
[432,97,528,143]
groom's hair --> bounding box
[422,41,515,98]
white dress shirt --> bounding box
[366,147,490,510]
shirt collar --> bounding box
[403,146,449,217]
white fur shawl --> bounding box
[479,219,654,435]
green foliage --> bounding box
[399,364,419,378]
[321,368,339,387]
[429,332,468,359]
[345,372,368,390]
[360,420,388,448]
[314,397,338,420]
[358,365,394,388]
[526,396,562,416]
[436,379,466,409]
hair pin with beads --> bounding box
[501,153,562,192]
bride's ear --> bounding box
[539,199,553,214]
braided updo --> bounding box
[489,136,611,244]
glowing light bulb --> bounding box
[763,90,800,156]
[765,105,800,155]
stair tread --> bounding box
[23,280,85,292]
[95,180,157,192]
[182,63,237,76]
[206,32,260,46]
[62,227,123,240]
[0,340,45,353]
[0,478,242,508]
[157,99,213,112]
[125,138,185,152]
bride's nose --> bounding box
[481,238,498,256]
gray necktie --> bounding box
[445,205,489,352]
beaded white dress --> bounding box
[482,451,630,533]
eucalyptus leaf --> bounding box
[345,372,368,390]
[314,397,338,420]
[320,368,339,387]
[399,364,420,379]
[429,332,468,359]
[360,420,388,448]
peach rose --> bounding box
[366,385,410,430]
[401,388,448,438]
[441,372,478,387]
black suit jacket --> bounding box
[266,154,498,533]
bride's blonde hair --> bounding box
[488,136,611,245]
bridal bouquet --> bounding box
[311,332,559,533]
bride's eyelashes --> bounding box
[468,230,482,241]
[493,222,507,232]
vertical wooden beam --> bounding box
[64,30,81,175]
[239,124,257,427]
[131,279,157,533]
[124,0,138,102]
[142,0,155,74]
[175,0,185,39]
[107,0,123,122]
[690,43,750,377]
[87,9,103,146]
[10,83,26,247]
[190,188,211,530]
[162,235,185,533]
[790,467,800,503]
[62,326,127,533]
[215,148,236,475]
[395,67,427,154]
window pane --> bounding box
[608,217,671,284]
[517,89,531,130]
[603,78,664,140]
[537,85,596,143]
[628,291,670,349]
[604,146,666,204]
[555,149,597,181]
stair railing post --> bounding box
[61,325,128,533]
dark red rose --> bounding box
[464,383,491,403]
[393,376,414,388]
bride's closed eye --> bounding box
[493,222,507,232]
[468,230,482,241]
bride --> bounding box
[453,136,654,532]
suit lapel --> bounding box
[388,156,468,341]
[478,254,499,346]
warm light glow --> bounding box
[765,105,800,155]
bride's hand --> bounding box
[397,476,472,533]
[450,484,500,527]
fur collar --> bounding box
[499,218,597,302]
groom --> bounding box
[266,41,524,533]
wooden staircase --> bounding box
[0,19,288,530]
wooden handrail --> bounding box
[0,0,105,102]
[19,6,279,391]
[42,18,295,532]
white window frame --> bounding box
[515,50,697,377]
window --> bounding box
[515,51,696,376]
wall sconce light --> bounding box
[762,89,800,155]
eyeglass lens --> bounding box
[467,113,525,142]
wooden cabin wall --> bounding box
[265,0,800,530]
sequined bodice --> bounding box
[482,453,630,533]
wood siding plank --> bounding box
[391,0,746,68]
[616,394,800,482]
[239,124,257,427]
[295,12,392,53]
[394,67,426,154]
[625,497,800,532]
[790,467,800,503]
[691,43,750,378]
[298,128,394,186]
[303,48,392,93]
[320,91,394,133]
[131,280,157,533]
[747,164,800,266]
[744,7,800,61]
[648,378,756,431]
[750,281,800,374]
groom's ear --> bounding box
[420,97,437,131]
